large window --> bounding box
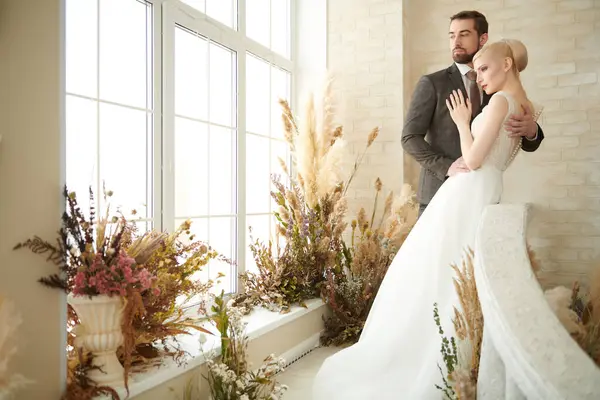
[65,0,155,230]
[170,27,237,294]
[245,55,291,273]
[65,0,293,295]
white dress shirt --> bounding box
[454,62,483,106]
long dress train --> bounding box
[312,91,521,399]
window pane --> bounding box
[206,0,235,29]
[175,27,208,121]
[66,95,98,213]
[271,66,290,139]
[209,217,236,294]
[246,0,270,47]
[246,214,271,275]
[132,220,152,233]
[270,0,290,57]
[209,126,235,215]
[209,43,235,127]
[246,134,271,214]
[175,118,209,217]
[66,0,97,97]
[246,54,270,134]
[180,0,205,13]
[99,103,150,218]
[99,0,151,108]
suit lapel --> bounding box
[448,64,479,122]
[447,64,466,95]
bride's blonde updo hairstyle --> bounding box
[473,38,528,76]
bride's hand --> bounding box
[446,90,472,128]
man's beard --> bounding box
[452,48,477,64]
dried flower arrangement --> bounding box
[232,77,419,347]
[320,180,418,345]
[200,292,288,400]
[434,249,482,400]
[0,296,30,400]
[13,187,157,297]
[14,187,154,395]
[14,187,226,399]
[546,267,600,368]
[233,79,351,314]
[123,220,229,362]
[527,245,600,367]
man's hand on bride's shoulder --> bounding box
[505,104,537,139]
[446,90,472,129]
[446,157,470,177]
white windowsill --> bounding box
[100,298,326,399]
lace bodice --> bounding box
[471,91,521,171]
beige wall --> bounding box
[0,0,66,398]
[328,0,600,285]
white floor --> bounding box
[278,346,340,400]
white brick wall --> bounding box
[328,0,600,285]
[327,0,405,219]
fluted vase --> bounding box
[68,294,125,386]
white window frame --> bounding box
[160,0,295,294]
[65,0,158,230]
[66,0,295,296]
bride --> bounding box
[312,39,538,399]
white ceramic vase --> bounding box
[67,294,125,386]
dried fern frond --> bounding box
[62,349,120,400]
[13,236,65,266]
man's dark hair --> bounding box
[450,10,488,36]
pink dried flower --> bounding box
[72,249,157,297]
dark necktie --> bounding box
[466,70,481,118]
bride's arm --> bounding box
[447,91,509,170]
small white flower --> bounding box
[107,248,116,256]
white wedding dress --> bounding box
[312,91,522,399]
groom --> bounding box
[402,10,544,217]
